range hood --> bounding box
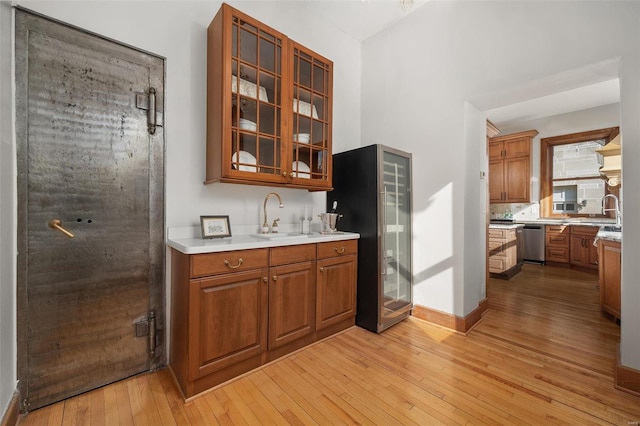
[596,134,621,186]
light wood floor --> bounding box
[19,264,640,425]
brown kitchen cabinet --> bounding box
[268,245,316,350]
[488,130,537,203]
[598,239,621,320]
[488,228,520,278]
[545,225,570,264]
[170,239,357,398]
[189,268,268,380]
[569,226,599,271]
[205,3,333,191]
[316,240,357,330]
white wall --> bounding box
[0,1,16,419]
[361,1,640,370]
[1,0,362,412]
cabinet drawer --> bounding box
[546,225,568,234]
[571,225,598,237]
[191,248,269,278]
[546,234,569,246]
[488,239,506,256]
[489,257,507,273]
[546,247,569,263]
[317,239,357,259]
[270,244,316,266]
[488,229,507,239]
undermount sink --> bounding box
[601,225,621,232]
[252,232,309,240]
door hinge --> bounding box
[135,310,157,358]
[136,88,163,135]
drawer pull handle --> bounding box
[224,258,243,269]
[334,247,345,254]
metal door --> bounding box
[15,10,165,411]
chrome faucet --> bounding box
[601,194,621,226]
[262,192,284,233]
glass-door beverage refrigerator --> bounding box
[329,144,412,333]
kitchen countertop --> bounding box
[488,223,525,229]
[515,218,617,226]
[168,231,360,254]
[596,229,622,243]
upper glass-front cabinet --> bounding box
[206,4,333,190]
[291,43,332,183]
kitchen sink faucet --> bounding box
[601,194,621,226]
[262,192,284,233]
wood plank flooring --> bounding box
[18,264,640,425]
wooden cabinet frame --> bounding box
[170,239,357,398]
[206,3,333,191]
[598,239,621,320]
[569,226,599,270]
[489,130,537,203]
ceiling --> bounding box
[297,1,620,128]
[300,0,428,42]
[486,79,621,129]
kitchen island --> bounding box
[167,229,359,399]
[488,223,524,279]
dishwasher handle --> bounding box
[523,225,542,230]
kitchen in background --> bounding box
[486,100,622,323]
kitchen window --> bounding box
[540,127,619,218]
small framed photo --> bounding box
[200,215,231,239]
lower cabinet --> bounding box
[569,226,599,271]
[598,239,621,320]
[170,239,357,398]
[545,225,570,264]
[190,269,268,380]
[317,251,357,331]
[268,259,316,350]
[488,228,520,278]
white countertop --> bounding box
[515,219,617,226]
[489,223,525,229]
[168,231,360,254]
[596,230,622,243]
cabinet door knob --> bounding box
[263,277,268,283]
[334,247,345,254]
[319,267,324,272]
[282,171,288,177]
[272,275,277,281]
[224,258,243,269]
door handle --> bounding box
[48,219,74,238]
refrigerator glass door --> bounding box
[381,150,412,322]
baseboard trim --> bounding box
[412,298,488,335]
[1,390,19,426]
[615,347,640,397]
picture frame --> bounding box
[200,215,231,239]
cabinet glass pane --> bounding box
[382,151,411,310]
[313,62,327,93]
[239,25,258,65]
[230,16,283,176]
[292,46,330,184]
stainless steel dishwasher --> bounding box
[522,224,545,263]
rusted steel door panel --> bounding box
[15,10,165,410]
